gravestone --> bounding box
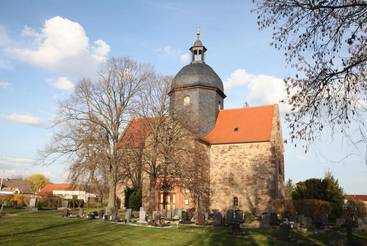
[181,211,188,223]
[226,209,234,225]
[234,210,244,223]
[357,218,367,231]
[62,200,68,208]
[98,209,104,219]
[213,211,223,226]
[176,208,183,219]
[269,213,280,226]
[304,216,313,229]
[29,198,36,208]
[279,223,291,241]
[336,218,345,227]
[78,208,84,218]
[161,209,167,218]
[125,208,132,223]
[138,207,147,224]
[111,207,118,221]
[166,210,172,220]
[261,213,270,227]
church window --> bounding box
[233,196,239,207]
[233,127,239,132]
[184,96,190,106]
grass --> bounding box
[0,209,366,246]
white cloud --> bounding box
[0,155,35,166]
[179,52,191,64]
[155,45,190,65]
[49,77,75,91]
[0,113,43,126]
[0,80,11,88]
[0,25,10,47]
[9,16,110,79]
[224,69,289,111]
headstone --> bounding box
[226,209,234,225]
[261,213,271,227]
[62,200,68,208]
[125,208,132,223]
[99,209,105,219]
[111,207,118,221]
[204,212,209,222]
[176,208,183,219]
[279,223,291,241]
[63,208,70,217]
[269,213,280,226]
[213,211,223,226]
[336,218,345,227]
[78,208,84,218]
[181,211,188,223]
[138,207,147,224]
[304,216,313,229]
[166,210,172,220]
[29,198,36,208]
[234,210,244,223]
[161,209,167,218]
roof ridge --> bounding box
[220,104,276,112]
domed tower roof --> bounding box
[170,32,225,97]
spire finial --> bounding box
[196,26,200,40]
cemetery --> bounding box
[1,196,367,245]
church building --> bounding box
[119,33,285,214]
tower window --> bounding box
[184,96,190,106]
[233,127,239,132]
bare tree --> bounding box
[42,57,155,213]
[253,1,367,148]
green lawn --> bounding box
[0,209,366,246]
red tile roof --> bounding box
[118,118,154,148]
[202,105,275,144]
[346,195,367,202]
[37,183,74,196]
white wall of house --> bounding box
[52,190,96,202]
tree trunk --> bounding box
[106,175,116,215]
[148,174,156,212]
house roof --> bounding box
[1,178,33,194]
[346,194,367,202]
[37,183,74,195]
[202,105,275,144]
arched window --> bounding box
[233,196,239,207]
[184,96,190,106]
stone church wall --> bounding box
[209,142,278,214]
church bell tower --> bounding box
[169,32,226,136]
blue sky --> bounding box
[0,0,366,194]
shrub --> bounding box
[292,174,344,218]
[124,187,135,208]
[244,212,256,223]
[128,189,142,211]
[68,199,84,208]
[12,194,26,208]
[270,199,296,219]
[294,199,332,221]
[37,196,62,209]
[0,195,13,207]
[344,199,367,219]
